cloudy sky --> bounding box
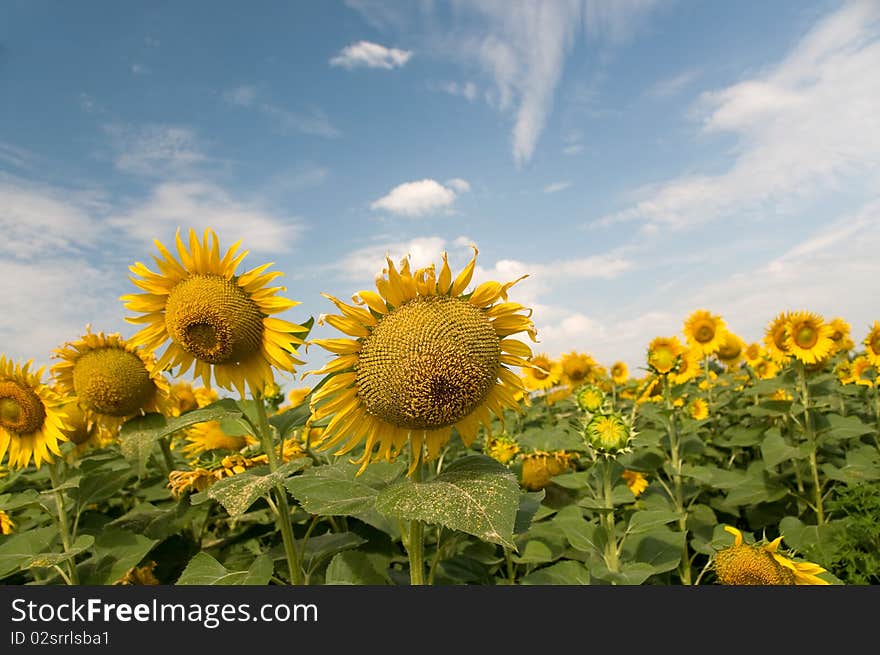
[2,0,879,387]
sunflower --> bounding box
[647,336,685,375]
[575,384,605,413]
[521,353,562,392]
[828,317,854,354]
[764,311,792,363]
[784,311,834,365]
[851,356,876,387]
[484,433,520,465]
[122,228,308,396]
[637,377,662,404]
[560,351,596,388]
[752,356,781,380]
[55,396,106,455]
[864,321,880,367]
[713,526,830,585]
[114,561,160,586]
[52,329,171,436]
[716,331,745,370]
[179,421,257,459]
[0,509,14,535]
[621,470,648,497]
[0,357,68,470]
[520,451,576,491]
[668,348,701,386]
[308,246,535,475]
[610,361,628,385]
[167,381,218,417]
[743,342,762,367]
[683,309,726,357]
[687,397,709,421]
[287,387,312,408]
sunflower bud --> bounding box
[584,412,633,456]
[575,384,605,413]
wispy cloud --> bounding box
[430,80,479,101]
[104,123,207,177]
[583,0,665,44]
[0,142,34,170]
[224,85,257,107]
[371,178,470,217]
[330,40,413,69]
[596,1,880,230]
[108,181,305,254]
[646,68,700,98]
[543,181,571,193]
[224,86,341,138]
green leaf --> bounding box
[69,466,134,508]
[514,539,557,564]
[0,527,57,578]
[822,447,880,483]
[722,468,788,507]
[269,401,312,442]
[85,528,159,585]
[242,555,274,585]
[625,510,680,536]
[623,528,685,575]
[176,552,256,585]
[119,399,244,475]
[746,400,792,417]
[375,455,520,550]
[520,560,590,585]
[300,532,367,572]
[285,459,405,517]
[760,430,802,469]
[324,551,390,585]
[0,489,39,511]
[552,505,602,554]
[514,490,545,534]
[681,464,744,489]
[201,459,311,517]
[22,535,94,570]
[821,414,874,441]
[548,471,592,490]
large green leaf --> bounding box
[625,510,681,536]
[514,490,545,534]
[324,551,390,585]
[552,505,602,554]
[0,489,39,511]
[81,528,159,585]
[821,414,874,441]
[194,458,311,517]
[300,532,368,572]
[0,527,57,578]
[285,459,405,517]
[69,466,134,508]
[760,430,803,469]
[176,552,272,585]
[22,535,94,570]
[520,560,590,585]
[119,399,246,474]
[375,455,520,549]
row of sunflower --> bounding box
[1,227,877,585]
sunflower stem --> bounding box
[48,461,79,585]
[600,459,620,575]
[158,436,175,474]
[663,376,691,586]
[406,446,427,586]
[251,389,304,585]
[797,362,825,525]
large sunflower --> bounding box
[121,228,308,396]
[683,309,726,357]
[52,329,171,435]
[521,353,562,392]
[784,311,834,365]
[647,336,685,375]
[863,320,880,367]
[308,246,535,475]
[668,347,701,385]
[0,357,68,469]
[713,526,830,585]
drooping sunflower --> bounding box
[863,320,880,367]
[764,311,792,363]
[179,421,257,460]
[683,309,726,357]
[668,347,701,386]
[851,356,876,387]
[0,509,15,535]
[520,450,577,491]
[308,246,535,475]
[0,357,68,470]
[784,311,835,365]
[610,361,628,385]
[52,329,171,436]
[121,228,308,396]
[715,330,745,370]
[484,433,520,465]
[647,336,685,375]
[167,381,218,417]
[521,353,562,392]
[560,351,596,388]
[713,526,830,585]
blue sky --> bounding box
[2,0,879,389]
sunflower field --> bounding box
[1,228,878,587]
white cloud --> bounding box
[108,181,305,254]
[543,181,571,193]
[370,178,469,217]
[433,80,478,101]
[331,236,449,280]
[329,40,413,69]
[646,68,700,98]
[596,1,880,229]
[0,175,102,258]
[224,85,257,107]
[105,123,206,177]
[445,178,471,193]
[0,142,33,170]
[583,0,664,44]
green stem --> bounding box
[407,446,426,586]
[48,462,79,585]
[427,527,444,585]
[663,376,691,586]
[158,436,175,474]
[251,389,304,585]
[797,363,824,525]
[601,460,619,575]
